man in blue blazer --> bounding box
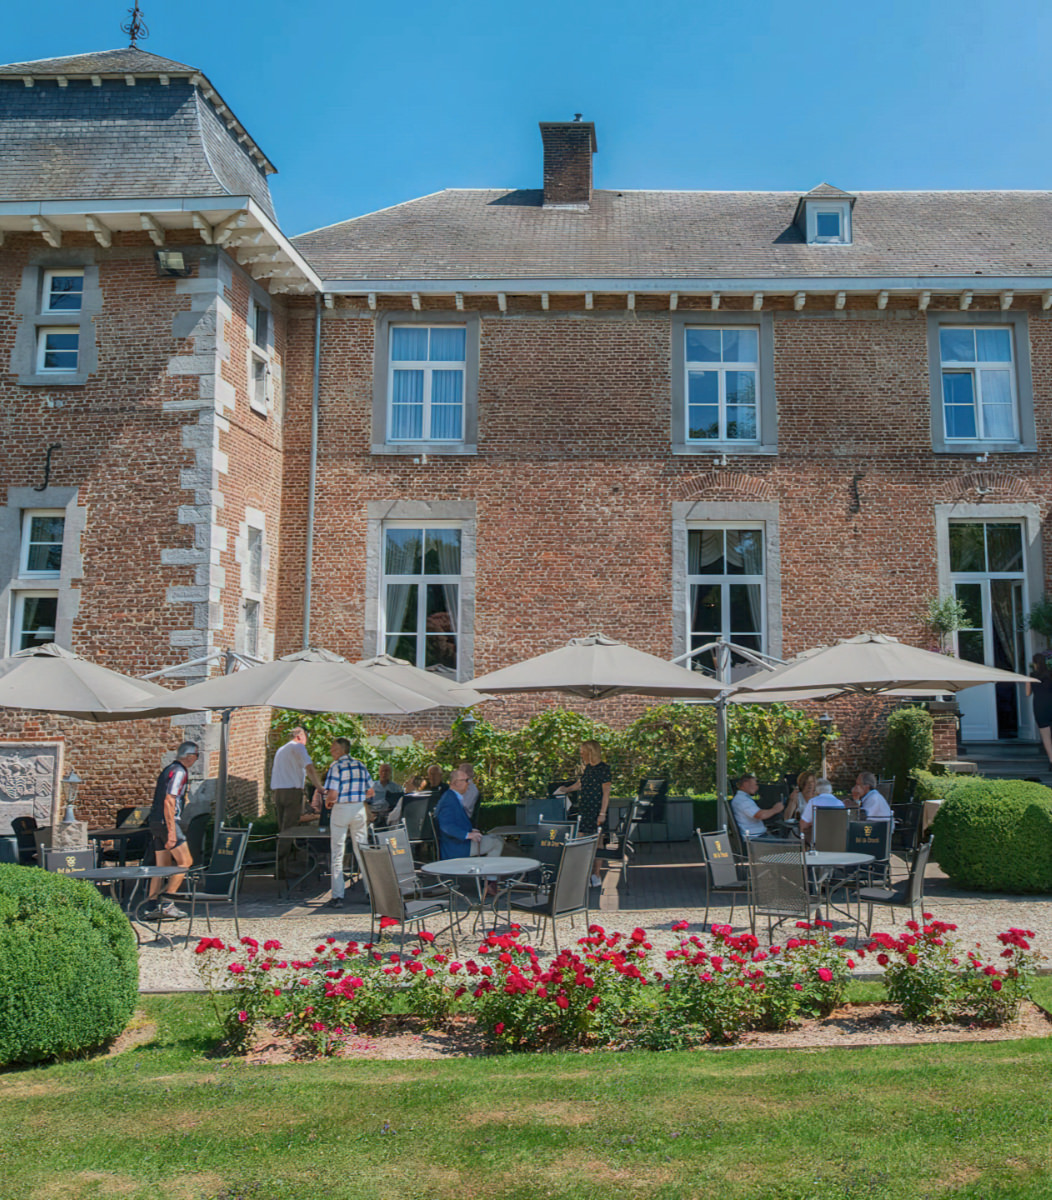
[435,769,504,892]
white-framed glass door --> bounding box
[950,521,1029,741]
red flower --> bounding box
[263,939,281,951]
[877,953,889,967]
[556,994,570,1009]
[991,979,1003,991]
[671,920,689,931]
[237,1010,247,1023]
[494,1022,505,1035]
[379,917,399,929]
[228,963,246,975]
[419,931,435,943]
[631,927,647,943]
[817,967,833,982]
[906,953,918,966]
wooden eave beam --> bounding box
[85,214,112,249]
[31,216,62,248]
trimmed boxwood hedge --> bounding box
[0,864,138,1064]
[924,774,1052,893]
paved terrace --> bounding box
[138,843,1052,991]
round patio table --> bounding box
[77,864,189,947]
[420,855,540,931]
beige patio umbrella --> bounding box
[356,653,491,709]
[468,633,725,700]
[0,643,183,722]
[732,632,1034,697]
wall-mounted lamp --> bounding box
[154,250,194,278]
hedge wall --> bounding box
[925,775,1052,894]
[0,865,139,1064]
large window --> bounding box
[685,327,759,443]
[19,511,64,576]
[687,526,765,666]
[381,525,461,671]
[940,326,1018,442]
[12,593,57,651]
[388,326,467,442]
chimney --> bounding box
[539,116,597,208]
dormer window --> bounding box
[796,184,855,246]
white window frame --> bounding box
[939,325,1019,444]
[11,590,59,652]
[19,510,64,578]
[35,326,80,373]
[685,523,767,670]
[684,326,760,445]
[249,354,269,415]
[42,268,84,314]
[805,201,852,244]
[387,325,467,444]
[249,298,269,351]
[379,520,463,673]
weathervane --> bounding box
[121,2,149,47]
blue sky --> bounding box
[6,0,1052,235]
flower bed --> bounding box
[193,917,1043,1058]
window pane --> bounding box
[424,529,461,574]
[244,600,260,657]
[685,328,721,362]
[429,328,466,362]
[940,328,975,362]
[722,329,758,363]
[689,529,724,574]
[688,408,719,440]
[48,274,83,311]
[430,371,464,440]
[386,633,418,664]
[26,516,64,573]
[978,369,1015,439]
[725,371,757,440]
[391,370,424,439]
[729,584,763,634]
[385,583,418,632]
[942,372,976,439]
[247,528,263,592]
[385,529,422,575]
[391,327,429,361]
[425,583,457,670]
[19,595,57,649]
[43,332,78,370]
[954,582,983,628]
[986,524,1023,573]
[425,633,457,671]
[957,629,985,664]
[687,371,719,439]
[726,529,763,575]
[976,328,1011,362]
[815,212,840,238]
[689,583,721,635]
[949,525,986,573]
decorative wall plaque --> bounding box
[0,740,64,835]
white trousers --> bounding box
[329,802,368,899]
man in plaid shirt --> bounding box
[323,737,374,909]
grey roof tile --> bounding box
[292,187,1052,282]
[0,48,198,76]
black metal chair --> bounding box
[890,801,924,861]
[812,806,849,852]
[747,839,821,941]
[697,829,749,930]
[184,825,252,940]
[858,840,933,936]
[372,820,458,902]
[636,777,670,847]
[359,842,458,953]
[507,834,597,951]
[593,799,642,892]
[11,816,39,866]
[184,812,211,866]
[846,818,893,887]
[875,777,896,804]
[102,805,151,865]
[497,820,578,915]
[401,796,434,860]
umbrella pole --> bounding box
[716,692,729,831]
[215,708,231,831]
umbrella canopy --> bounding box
[0,643,183,722]
[356,653,491,709]
[468,633,724,700]
[137,647,468,716]
[733,632,1034,697]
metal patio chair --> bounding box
[697,829,750,930]
[507,834,597,952]
[359,842,458,953]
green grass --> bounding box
[2,985,1052,1200]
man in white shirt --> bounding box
[799,779,844,844]
[854,772,894,820]
[730,773,784,841]
[270,727,324,879]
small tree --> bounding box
[921,596,968,654]
[1025,597,1052,642]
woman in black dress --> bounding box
[1026,654,1052,766]
[556,740,611,888]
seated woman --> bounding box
[785,770,817,821]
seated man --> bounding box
[799,778,844,844]
[369,762,404,827]
[853,771,893,820]
[730,773,784,841]
[435,768,504,894]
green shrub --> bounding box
[884,706,934,801]
[0,864,138,1064]
[929,777,1052,893]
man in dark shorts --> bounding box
[144,741,199,919]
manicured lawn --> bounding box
[2,984,1052,1200]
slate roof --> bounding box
[292,187,1052,282]
[0,49,276,219]
[0,48,197,76]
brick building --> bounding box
[3,43,1051,815]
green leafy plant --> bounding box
[1025,597,1052,640]
[0,865,138,1064]
[884,706,934,802]
[921,596,969,653]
